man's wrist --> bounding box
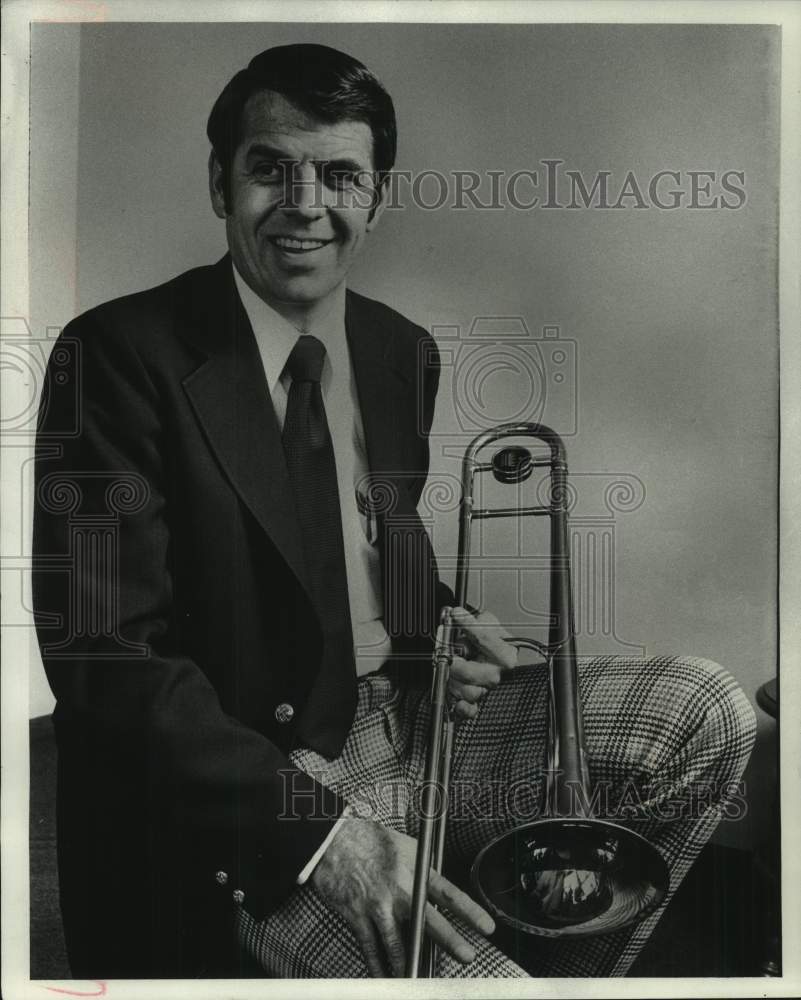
[295,803,354,885]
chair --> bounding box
[30,714,70,979]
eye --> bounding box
[321,164,373,191]
[321,165,353,189]
[251,161,284,184]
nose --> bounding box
[282,160,326,220]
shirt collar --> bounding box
[231,262,348,391]
[232,264,299,394]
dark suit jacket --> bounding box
[32,254,450,977]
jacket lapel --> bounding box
[180,257,311,597]
[345,295,412,495]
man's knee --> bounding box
[578,653,757,799]
[660,654,757,758]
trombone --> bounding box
[406,423,669,977]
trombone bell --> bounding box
[471,817,669,937]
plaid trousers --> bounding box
[237,654,756,978]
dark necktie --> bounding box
[282,335,357,757]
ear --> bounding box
[208,151,228,219]
[365,174,390,232]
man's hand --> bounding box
[448,607,517,720]
[309,817,495,976]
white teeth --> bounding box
[273,237,329,250]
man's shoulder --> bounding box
[346,288,432,347]
[67,263,220,336]
[53,258,235,385]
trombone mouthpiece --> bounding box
[492,446,534,484]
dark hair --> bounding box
[207,43,397,207]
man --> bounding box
[33,43,756,979]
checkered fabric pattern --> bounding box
[236,654,756,978]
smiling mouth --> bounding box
[269,236,334,254]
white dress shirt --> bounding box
[233,265,393,677]
[232,265,391,882]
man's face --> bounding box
[210,90,385,321]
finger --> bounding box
[453,699,479,721]
[452,612,516,669]
[428,870,496,937]
[449,655,502,687]
[354,919,386,978]
[424,901,476,965]
[450,608,480,659]
[373,907,406,978]
[452,607,512,644]
[468,634,517,670]
[451,606,479,621]
[452,606,499,628]
[447,679,488,704]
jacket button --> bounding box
[215,871,228,885]
[232,889,245,905]
[275,702,295,724]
